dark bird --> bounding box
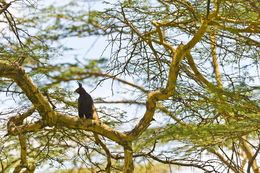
[75,82,93,119]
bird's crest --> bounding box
[75,81,83,94]
[77,81,82,88]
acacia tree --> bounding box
[0,0,259,173]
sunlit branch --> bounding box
[240,137,260,173]
[185,51,212,87]
[0,63,55,124]
[6,106,36,135]
[94,134,111,173]
[208,149,238,173]
[0,62,131,144]
[5,106,37,173]
[216,16,260,25]
[129,11,211,138]
[210,28,223,89]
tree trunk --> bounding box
[123,142,134,173]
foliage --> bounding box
[0,0,259,173]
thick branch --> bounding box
[8,120,45,136]
[94,134,111,173]
[240,137,260,173]
[129,15,210,138]
[210,28,223,88]
[185,51,211,87]
[18,133,27,167]
[128,44,185,138]
[6,107,37,173]
[120,8,213,139]
[123,142,133,173]
[183,17,211,51]
[0,63,55,125]
[7,106,36,134]
[55,112,130,145]
[0,63,130,146]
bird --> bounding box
[75,81,94,119]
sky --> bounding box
[1,0,259,173]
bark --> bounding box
[128,44,185,138]
[210,28,223,89]
[124,142,134,173]
[0,62,131,172]
[0,63,55,125]
[0,63,129,145]
[240,137,260,173]
[185,51,211,87]
[5,107,36,173]
[129,15,213,139]
[94,134,111,173]
[18,133,27,167]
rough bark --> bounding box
[1,63,129,144]
[123,142,134,173]
[210,28,223,89]
[1,62,132,172]
[240,137,260,173]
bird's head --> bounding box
[75,81,83,94]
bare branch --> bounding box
[48,71,147,93]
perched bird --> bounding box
[75,82,93,119]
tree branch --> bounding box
[247,143,260,173]
[48,71,147,93]
[0,63,55,125]
[0,1,11,15]
[94,134,111,173]
[129,13,211,138]
[147,154,212,172]
[240,137,260,173]
[0,62,131,146]
[123,142,133,173]
[185,51,211,87]
[210,28,223,88]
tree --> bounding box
[0,0,259,173]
